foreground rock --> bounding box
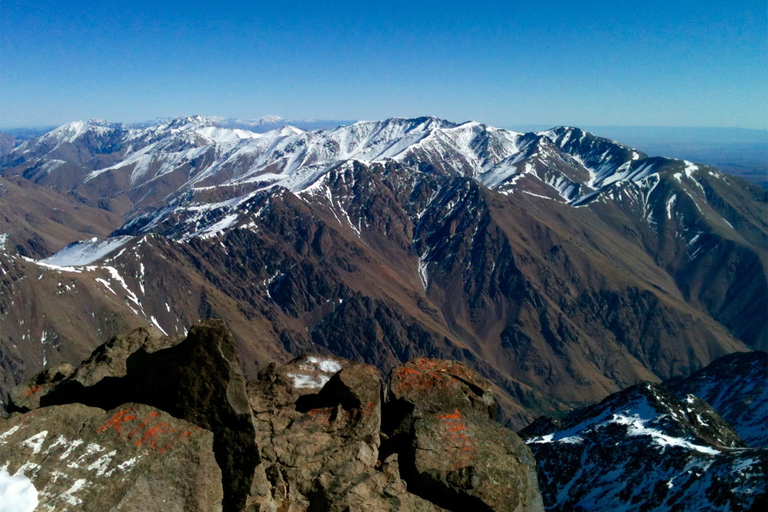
[521,382,767,512]
[0,402,221,511]
[11,320,259,512]
[247,354,447,511]
[5,323,543,511]
[387,358,544,512]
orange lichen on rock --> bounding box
[22,385,41,397]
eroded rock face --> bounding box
[386,358,544,512]
[0,402,222,511]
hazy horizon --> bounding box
[2,117,768,133]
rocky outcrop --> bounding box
[10,320,259,512]
[386,359,543,512]
[247,355,444,511]
[0,402,222,511]
[2,322,542,512]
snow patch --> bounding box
[666,195,677,220]
[0,470,38,512]
[286,356,343,389]
[41,236,134,267]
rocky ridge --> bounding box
[1,320,543,512]
[520,352,768,512]
[665,350,768,447]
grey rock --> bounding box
[0,402,222,511]
[387,358,544,512]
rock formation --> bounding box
[2,321,543,511]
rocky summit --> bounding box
[1,320,544,512]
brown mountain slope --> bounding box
[0,175,124,258]
[0,161,753,428]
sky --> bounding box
[1,0,766,129]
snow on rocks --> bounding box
[0,469,38,512]
[284,355,344,390]
[521,382,766,512]
[0,403,221,511]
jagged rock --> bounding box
[0,402,222,511]
[246,354,448,512]
[7,362,74,412]
[4,325,546,512]
[54,326,181,388]
[524,382,766,512]
[248,355,380,510]
[26,320,259,512]
[386,358,544,512]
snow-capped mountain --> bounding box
[521,381,766,511]
[0,116,765,430]
[2,116,727,213]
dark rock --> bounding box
[33,320,259,512]
[386,358,544,512]
[0,402,222,511]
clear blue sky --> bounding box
[1,0,765,129]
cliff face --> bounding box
[1,320,543,512]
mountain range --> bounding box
[0,116,765,428]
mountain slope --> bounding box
[521,382,766,512]
[665,351,768,447]
[0,117,764,427]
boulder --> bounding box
[7,362,74,413]
[387,358,544,512]
[247,354,444,511]
[0,402,221,511]
[24,319,259,512]
[389,358,497,423]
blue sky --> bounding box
[1,0,765,129]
